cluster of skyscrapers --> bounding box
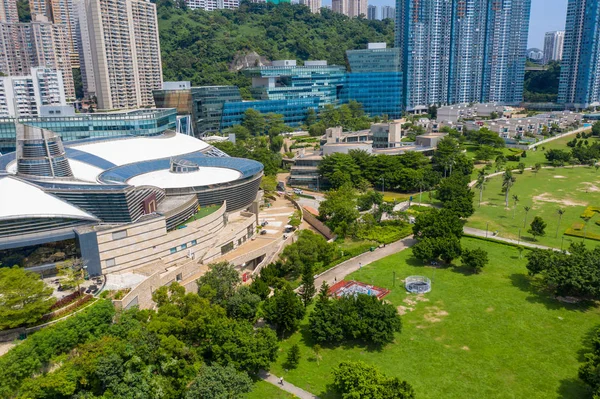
[0,0,162,116]
[367,5,395,20]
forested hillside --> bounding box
[523,61,561,103]
[156,0,394,87]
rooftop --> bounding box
[127,167,242,188]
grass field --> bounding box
[467,166,600,248]
[266,237,600,399]
[248,381,295,399]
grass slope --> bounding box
[267,238,600,398]
[248,380,295,399]
[468,167,600,248]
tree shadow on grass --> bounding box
[318,383,341,399]
[509,273,596,312]
[576,325,600,363]
[298,322,387,355]
[557,377,590,399]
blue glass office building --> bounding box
[0,109,177,153]
[221,98,320,129]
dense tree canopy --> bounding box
[332,361,416,399]
[524,62,560,103]
[157,1,394,87]
[0,266,55,330]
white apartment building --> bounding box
[299,0,321,13]
[77,0,162,109]
[543,30,564,64]
[185,0,239,11]
[0,16,75,100]
[0,0,18,22]
[0,67,67,117]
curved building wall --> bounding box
[0,217,94,250]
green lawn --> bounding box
[247,381,295,399]
[468,167,600,249]
[267,238,600,399]
[177,205,220,228]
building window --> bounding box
[176,273,182,282]
[112,230,127,240]
[191,239,197,246]
[221,241,234,255]
[170,248,177,254]
[106,258,116,267]
[181,243,187,250]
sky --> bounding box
[321,0,569,49]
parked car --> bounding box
[293,188,303,195]
[260,229,267,235]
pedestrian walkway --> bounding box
[258,370,319,399]
[464,227,562,251]
[312,236,417,290]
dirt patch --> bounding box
[397,306,414,315]
[554,175,567,179]
[579,182,600,193]
[424,306,449,323]
[416,325,427,329]
[403,298,417,306]
[533,192,588,207]
[415,295,430,302]
[461,346,470,351]
[435,337,443,341]
[485,307,494,312]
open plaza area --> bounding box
[265,237,600,398]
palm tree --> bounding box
[523,206,531,228]
[475,170,487,208]
[502,169,516,208]
[512,195,519,219]
[556,208,565,238]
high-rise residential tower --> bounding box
[395,0,531,111]
[0,0,18,22]
[185,0,239,11]
[543,31,564,64]
[77,0,163,109]
[0,17,75,100]
[381,5,394,19]
[558,1,600,108]
[347,0,367,17]
[299,0,321,13]
[367,4,377,19]
[332,0,347,14]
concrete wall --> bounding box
[95,202,228,273]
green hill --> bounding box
[157,0,395,89]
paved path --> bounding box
[258,370,320,399]
[528,125,591,149]
[464,227,562,251]
[313,236,417,289]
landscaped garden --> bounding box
[468,166,600,249]
[265,237,600,399]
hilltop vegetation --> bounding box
[156,0,394,87]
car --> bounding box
[293,188,303,195]
[260,229,267,235]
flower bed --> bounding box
[50,291,82,311]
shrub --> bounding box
[50,291,82,311]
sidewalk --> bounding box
[313,236,417,289]
[464,227,562,251]
[258,370,319,399]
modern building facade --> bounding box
[381,5,394,19]
[344,43,403,118]
[76,0,162,109]
[367,4,377,19]
[543,30,565,64]
[0,17,75,100]
[299,0,321,13]
[0,108,177,153]
[558,0,600,108]
[0,68,67,118]
[0,124,264,277]
[395,0,531,111]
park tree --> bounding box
[556,209,566,238]
[518,162,526,174]
[436,173,475,217]
[249,277,270,300]
[305,108,317,126]
[437,236,463,264]
[225,286,261,322]
[280,230,334,278]
[0,266,55,329]
[533,163,542,177]
[332,361,416,399]
[185,364,253,399]
[57,258,86,293]
[286,344,301,369]
[263,284,305,337]
[299,263,316,307]
[461,248,489,274]
[242,109,266,136]
[528,216,547,240]
[269,134,284,153]
[475,170,487,208]
[523,206,532,228]
[413,208,463,240]
[319,183,360,235]
[197,262,241,304]
[502,169,516,208]
[412,237,437,263]
[592,121,600,136]
[579,326,600,396]
[512,195,519,218]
